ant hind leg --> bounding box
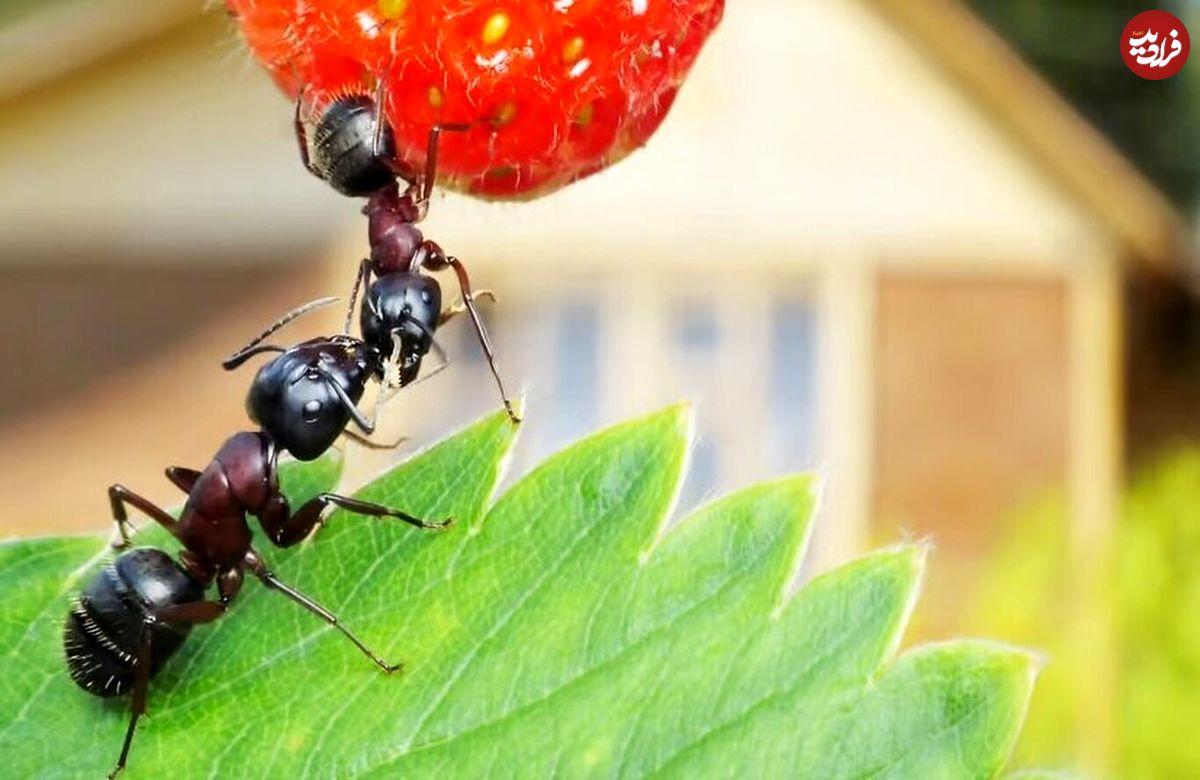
[243,547,402,674]
[110,599,227,778]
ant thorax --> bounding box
[365,185,425,275]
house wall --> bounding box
[872,273,1069,553]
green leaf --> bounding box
[0,406,1037,777]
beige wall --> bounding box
[872,273,1070,621]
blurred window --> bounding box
[770,297,818,471]
[551,299,601,442]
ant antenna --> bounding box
[223,344,287,371]
[313,364,376,434]
[223,297,339,370]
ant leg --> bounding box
[418,123,473,205]
[341,429,409,451]
[440,290,496,326]
[422,243,520,423]
[370,66,392,160]
[310,493,452,530]
[112,598,229,778]
[242,547,401,673]
[164,467,201,495]
[294,89,321,178]
[107,485,177,550]
[263,491,451,547]
[345,259,372,335]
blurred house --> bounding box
[0,0,1194,635]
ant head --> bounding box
[313,95,398,197]
[245,337,377,460]
[360,273,443,384]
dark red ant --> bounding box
[293,77,522,424]
[63,305,452,778]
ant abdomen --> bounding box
[313,95,397,197]
[63,549,204,698]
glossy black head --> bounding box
[313,95,398,197]
[246,336,377,460]
[361,274,443,384]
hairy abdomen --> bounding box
[63,549,204,697]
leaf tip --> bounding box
[509,391,529,427]
[911,638,1044,686]
[664,400,696,440]
[842,542,930,662]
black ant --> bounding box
[293,76,522,424]
[63,304,452,778]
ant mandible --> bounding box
[63,302,452,778]
[294,74,522,424]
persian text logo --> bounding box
[1122,10,1190,80]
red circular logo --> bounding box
[1122,11,1190,80]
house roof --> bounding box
[869,0,1189,274]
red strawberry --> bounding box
[226,0,723,199]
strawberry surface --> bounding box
[226,0,723,199]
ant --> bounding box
[63,304,452,778]
[293,75,522,424]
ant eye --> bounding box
[302,400,322,422]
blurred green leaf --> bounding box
[971,449,1200,778]
[0,407,1037,777]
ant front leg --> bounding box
[293,88,321,178]
[341,429,409,451]
[422,241,521,423]
[440,290,496,326]
[258,489,452,548]
[112,593,233,778]
[418,123,473,206]
[243,547,401,673]
[107,485,179,550]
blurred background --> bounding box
[2,0,1199,776]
